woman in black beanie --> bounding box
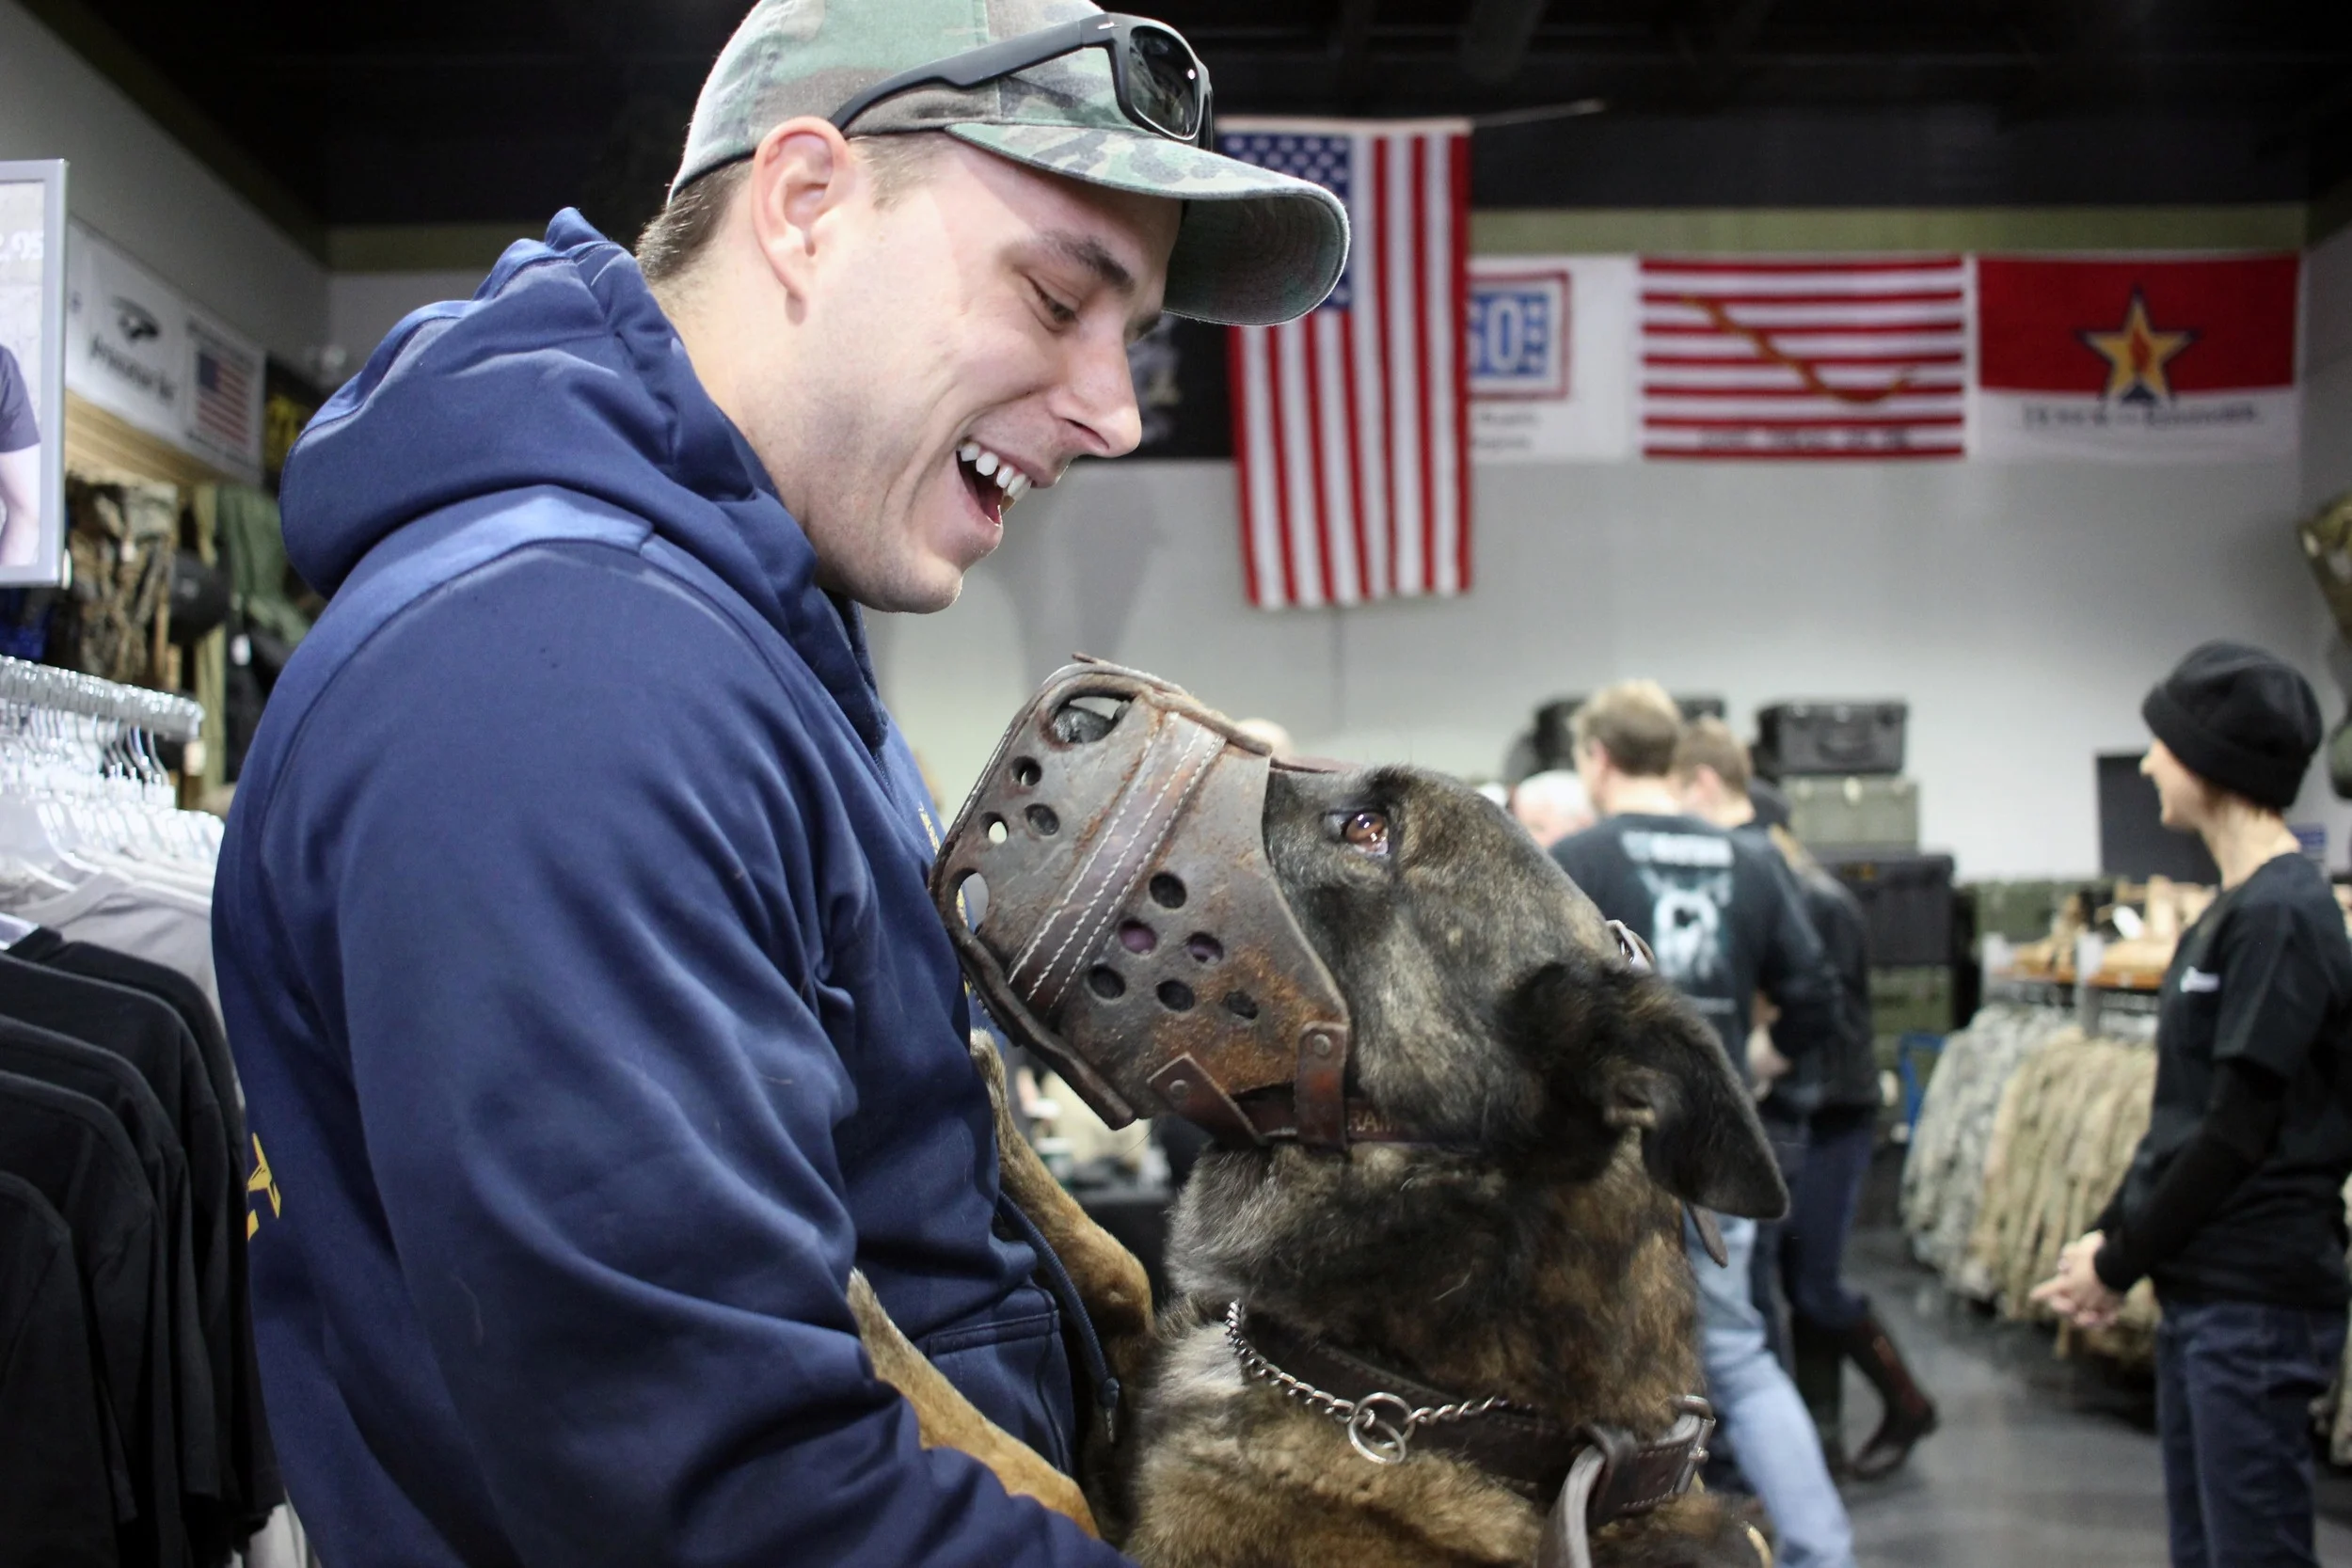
[2034,640,2352,1568]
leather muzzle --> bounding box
[931,659,1362,1150]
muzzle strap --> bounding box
[1009,709,1222,1013]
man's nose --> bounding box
[1057,328,1145,459]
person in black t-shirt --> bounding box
[2034,641,2352,1568]
[1677,718,1937,1481]
[1552,682,1856,1568]
[0,342,42,567]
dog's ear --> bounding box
[1601,989,1788,1220]
[1526,961,1788,1220]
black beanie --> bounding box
[2141,641,2322,810]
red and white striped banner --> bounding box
[1220,119,1471,608]
[1640,255,1968,460]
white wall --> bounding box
[326,269,489,380]
[0,0,326,361]
[322,232,2352,884]
[873,423,2323,883]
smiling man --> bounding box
[210,2,1343,1565]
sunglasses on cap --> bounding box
[830,13,1216,148]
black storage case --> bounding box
[1822,851,1956,968]
[1756,701,1907,778]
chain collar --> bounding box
[1223,1301,1532,1465]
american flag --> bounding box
[1219,120,1471,609]
[190,325,258,458]
[1640,256,1968,460]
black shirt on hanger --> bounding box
[0,1015,218,1512]
[12,927,246,1151]
[0,1168,120,1566]
[0,955,238,1523]
[0,1067,185,1566]
[2104,852,2352,1308]
[8,928,280,1533]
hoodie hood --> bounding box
[282,211,885,745]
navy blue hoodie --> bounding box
[215,213,1126,1568]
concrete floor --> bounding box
[1831,1221,2352,1567]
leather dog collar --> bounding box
[1224,1304,1713,1523]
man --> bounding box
[0,341,41,567]
[1550,683,1854,1568]
[211,2,1346,1564]
[1509,768,1594,850]
[1677,719,1937,1481]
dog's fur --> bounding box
[862,757,1786,1566]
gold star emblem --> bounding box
[2079,291,2195,404]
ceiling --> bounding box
[27,0,2352,245]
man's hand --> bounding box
[2028,1230,2124,1330]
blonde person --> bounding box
[1679,718,1936,1479]
[1552,683,1853,1568]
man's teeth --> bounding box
[957,441,1032,505]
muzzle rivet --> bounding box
[1167,1077,1192,1103]
[1311,1033,1334,1058]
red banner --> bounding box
[1972,254,2300,461]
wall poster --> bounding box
[0,161,65,586]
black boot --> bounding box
[1841,1309,1936,1480]
[1790,1315,1849,1478]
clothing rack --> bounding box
[0,654,205,742]
[1982,974,2074,1010]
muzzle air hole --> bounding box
[1051,695,1130,744]
[1089,966,1126,1000]
[985,816,1008,846]
[1156,980,1197,1012]
[1119,920,1157,954]
[1148,872,1187,909]
[1025,804,1060,836]
[1011,756,1042,787]
[1185,933,1223,964]
[952,870,990,929]
[1223,990,1259,1020]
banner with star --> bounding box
[1971,253,2301,463]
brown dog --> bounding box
[861,753,1784,1566]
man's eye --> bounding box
[1032,283,1078,326]
[1340,810,1391,856]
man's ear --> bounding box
[1599,982,1787,1219]
[744,117,856,298]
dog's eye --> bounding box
[1340,810,1391,856]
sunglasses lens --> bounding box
[1124,25,1202,140]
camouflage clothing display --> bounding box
[1900,1004,2072,1282]
[2328,1190,2352,1464]
[1968,1030,2160,1361]
[1901,1003,2164,1366]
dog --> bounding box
[860,736,1786,1565]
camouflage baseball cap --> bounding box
[674,0,1348,325]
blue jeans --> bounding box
[2154,1297,2345,1568]
[1751,1112,1809,1364]
[1690,1214,1857,1568]
[1783,1118,1874,1331]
